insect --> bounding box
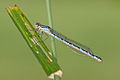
[35,23,102,62]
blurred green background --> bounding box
[1,0,120,80]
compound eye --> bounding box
[35,23,40,26]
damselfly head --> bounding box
[36,22,40,25]
[35,23,49,28]
[35,23,42,28]
[35,22,40,27]
[35,22,51,33]
[35,23,43,31]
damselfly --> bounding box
[35,23,102,62]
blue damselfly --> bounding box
[35,23,102,62]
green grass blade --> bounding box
[45,0,62,79]
[6,5,62,79]
[45,0,57,62]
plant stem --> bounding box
[45,0,62,80]
[45,0,57,62]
